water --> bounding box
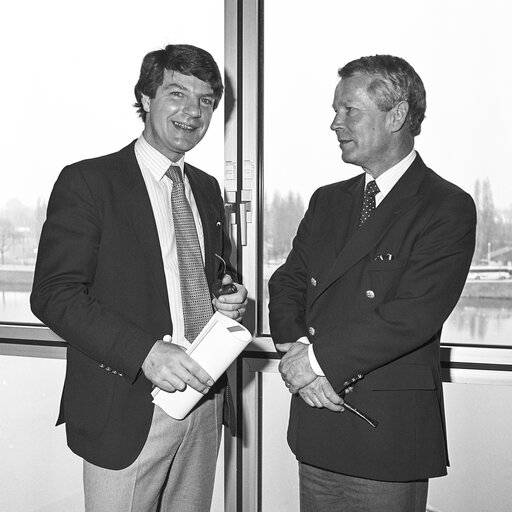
[443,297,512,346]
[0,289,39,324]
[2,289,512,347]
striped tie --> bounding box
[166,165,213,342]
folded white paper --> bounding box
[152,312,252,420]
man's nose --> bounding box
[330,111,345,132]
[184,98,201,118]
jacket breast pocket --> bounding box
[367,258,407,272]
[368,258,407,300]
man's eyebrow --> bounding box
[162,81,215,98]
[162,81,187,91]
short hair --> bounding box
[338,55,426,137]
[134,44,224,121]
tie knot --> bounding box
[365,180,379,197]
[166,165,183,184]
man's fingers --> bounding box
[320,379,344,405]
[299,391,316,407]
[317,392,344,412]
[159,364,212,394]
[216,282,248,304]
[322,400,345,413]
[276,342,294,353]
[221,274,234,285]
[180,359,214,392]
[294,377,345,412]
[213,282,248,321]
[142,341,214,394]
[314,378,344,411]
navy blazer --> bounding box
[31,141,233,469]
[269,154,476,481]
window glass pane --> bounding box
[0,352,225,511]
[0,355,83,511]
[262,0,512,346]
[428,381,512,510]
[0,0,224,324]
[258,367,512,511]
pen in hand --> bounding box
[340,396,379,428]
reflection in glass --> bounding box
[0,200,42,323]
[0,356,83,512]
[261,0,512,346]
[1,1,225,325]
[258,367,512,511]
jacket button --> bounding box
[99,363,105,368]
[105,366,111,372]
[365,290,375,299]
[310,277,317,287]
[118,373,124,377]
[308,326,316,336]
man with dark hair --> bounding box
[269,55,476,511]
[31,44,247,511]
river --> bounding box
[2,289,512,346]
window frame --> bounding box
[2,2,512,512]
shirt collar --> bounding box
[365,149,416,198]
[135,134,185,181]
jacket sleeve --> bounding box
[30,166,155,382]
[268,189,320,343]
[269,187,476,391]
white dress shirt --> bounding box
[301,149,417,376]
[135,134,205,348]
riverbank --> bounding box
[461,280,512,299]
[2,266,512,299]
[0,265,34,291]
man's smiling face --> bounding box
[142,69,215,161]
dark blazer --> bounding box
[268,154,476,482]
[31,141,234,470]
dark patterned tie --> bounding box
[166,165,213,342]
[359,180,380,227]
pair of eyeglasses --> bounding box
[213,254,237,298]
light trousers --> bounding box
[299,462,429,512]
[83,391,223,512]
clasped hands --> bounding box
[276,342,345,412]
[142,275,247,394]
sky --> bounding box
[1,0,511,210]
[0,0,225,209]
[263,0,512,209]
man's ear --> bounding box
[141,94,151,113]
[390,100,409,132]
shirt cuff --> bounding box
[296,337,325,377]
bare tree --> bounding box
[0,218,16,265]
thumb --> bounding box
[222,274,234,285]
[275,342,294,353]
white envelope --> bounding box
[152,312,252,420]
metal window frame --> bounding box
[2,1,512,512]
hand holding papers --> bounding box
[152,312,252,420]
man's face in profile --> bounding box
[330,72,395,175]
[142,70,216,161]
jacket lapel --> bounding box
[117,142,170,311]
[313,180,360,276]
[311,155,427,305]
